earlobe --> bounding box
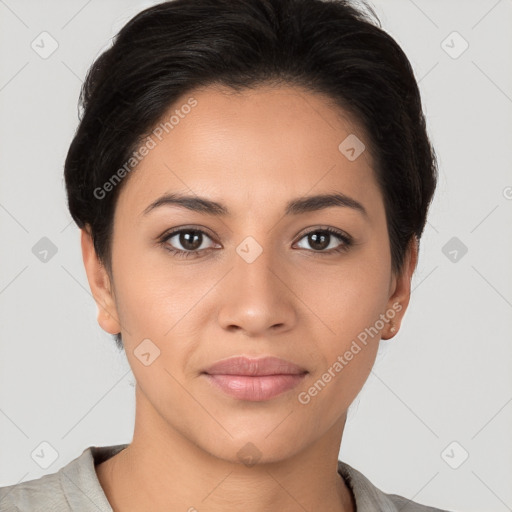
[80,227,121,335]
[382,236,419,340]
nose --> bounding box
[216,242,297,337]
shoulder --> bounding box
[0,444,128,512]
[338,460,454,512]
[0,465,69,512]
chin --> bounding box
[193,428,308,467]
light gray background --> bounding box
[1,1,511,511]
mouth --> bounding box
[202,356,308,402]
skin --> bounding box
[82,83,418,512]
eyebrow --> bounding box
[142,192,368,218]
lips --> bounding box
[203,356,307,376]
[202,356,308,401]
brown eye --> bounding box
[174,230,204,251]
[162,228,218,259]
[306,231,330,251]
[295,228,352,254]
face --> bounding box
[82,84,416,464]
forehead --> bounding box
[115,83,383,222]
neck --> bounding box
[96,388,356,512]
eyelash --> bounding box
[158,226,353,260]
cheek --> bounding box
[110,236,188,326]
[302,246,391,392]
[298,348,376,434]
[298,278,387,425]
[110,247,216,376]
[301,249,391,339]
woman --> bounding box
[0,0,452,510]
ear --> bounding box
[80,226,121,335]
[381,236,418,340]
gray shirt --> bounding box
[0,444,452,511]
